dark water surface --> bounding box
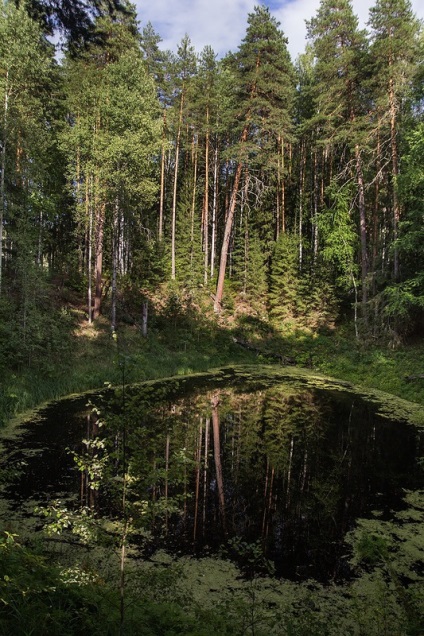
[0,377,422,582]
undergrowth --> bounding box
[2,288,424,427]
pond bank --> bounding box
[5,364,424,437]
[3,313,424,430]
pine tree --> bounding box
[214,5,295,312]
[368,0,421,280]
[306,0,370,312]
[17,0,132,51]
[194,46,220,285]
[167,36,197,281]
[382,119,424,335]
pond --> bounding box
[0,367,423,583]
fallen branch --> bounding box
[405,374,424,381]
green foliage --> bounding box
[346,490,424,634]
[232,227,268,305]
[0,531,109,635]
[379,120,424,335]
[348,490,424,582]
[224,538,275,579]
[306,0,368,143]
[316,181,358,292]
[0,279,73,377]
[1,0,424,627]
[233,4,295,156]
[268,234,336,330]
[353,531,390,566]
[269,233,302,322]
[36,501,101,544]
[174,178,204,286]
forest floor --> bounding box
[3,289,424,425]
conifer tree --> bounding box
[214,5,295,312]
[17,0,131,51]
[382,120,424,334]
[368,0,420,281]
[269,234,302,324]
[306,0,370,311]
[167,36,197,281]
[194,46,220,285]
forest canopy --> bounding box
[0,0,423,375]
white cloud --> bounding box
[135,0,257,56]
[277,0,423,60]
[135,0,423,61]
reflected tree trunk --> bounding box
[211,394,226,533]
[203,416,210,535]
[80,410,100,509]
[141,299,148,337]
[193,420,203,543]
[262,459,270,538]
[287,436,294,506]
[301,445,308,495]
[164,432,170,532]
[263,465,275,543]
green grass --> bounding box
[2,305,424,428]
[0,314,258,425]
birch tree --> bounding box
[0,2,57,296]
[62,13,160,325]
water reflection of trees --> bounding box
[80,384,420,581]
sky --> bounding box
[134,0,423,61]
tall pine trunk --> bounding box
[355,144,368,311]
[214,125,249,312]
[389,75,400,280]
[280,135,286,236]
[87,176,93,323]
[210,143,219,279]
[158,110,166,241]
[190,134,198,275]
[93,196,105,320]
[111,197,119,332]
[203,109,210,284]
[171,94,184,280]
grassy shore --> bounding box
[2,307,424,426]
